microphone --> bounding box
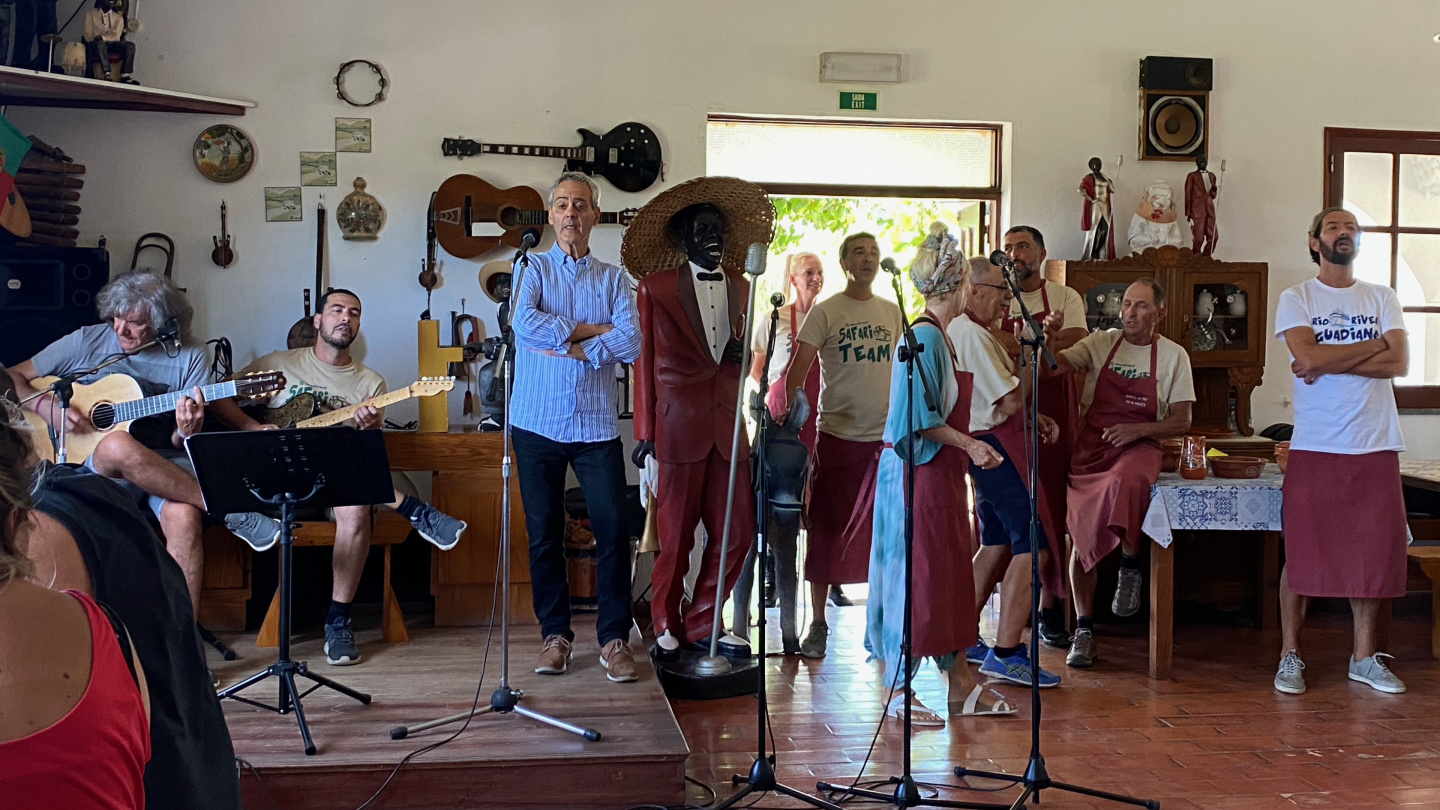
[514,227,541,262]
[989,249,1013,268]
[769,292,784,308]
[744,242,768,277]
[880,257,899,274]
[156,317,181,356]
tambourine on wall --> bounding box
[334,59,388,108]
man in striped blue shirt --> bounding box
[511,172,643,684]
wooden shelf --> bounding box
[0,65,253,115]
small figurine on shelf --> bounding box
[336,177,384,240]
[83,0,137,84]
[1185,156,1220,256]
[1078,157,1116,260]
[1127,180,1184,254]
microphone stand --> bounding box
[715,293,841,810]
[953,262,1158,810]
[820,269,1001,810]
[389,237,601,743]
[20,330,178,464]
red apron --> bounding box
[766,305,822,451]
[967,311,1064,596]
[1002,284,1079,595]
[806,433,881,585]
[1066,337,1163,572]
[1283,449,1408,598]
[908,356,980,659]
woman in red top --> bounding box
[0,418,151,809]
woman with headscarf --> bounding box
[865,224,1014,726]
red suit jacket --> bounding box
[1185,170,1217,221]
[635,265,750,465]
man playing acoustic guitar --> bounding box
[8,272,285,617]
[211,288,467,666]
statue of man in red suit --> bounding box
[1185,156,1220,256]
[624,177,775,660]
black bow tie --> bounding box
[696,271,724,282]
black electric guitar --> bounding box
[440,122,663,193]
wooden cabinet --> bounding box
[1062,246,1269,435]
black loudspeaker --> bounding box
[1139,55,1213,92]
[0,246,111,366]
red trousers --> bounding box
[651,448,755,644]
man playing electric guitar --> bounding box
[7,273,284,617]
[211,288,467,666]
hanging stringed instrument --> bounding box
[439,122,663,193]
[432,174,638,260]
[249,378,455,428]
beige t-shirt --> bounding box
[947,315,1020,433]
[796,293,903,442]
[1059,330,1195,419]
[243,347,387,422]
[1007,281,1087,335]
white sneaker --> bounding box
[1112,567,1143,617]
[1349,653,1405,694]
[1274,650,1306,695]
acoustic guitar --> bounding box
[25,371,286,464]
[433,174,639,259]
[251,378,456,429]
[439,122,663,193]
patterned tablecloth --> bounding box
[1142,467,1285,546]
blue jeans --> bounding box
[511,427,632,646]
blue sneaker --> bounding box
[979,643,1061,688]
[965,640,990,665]
[324,616,362,666]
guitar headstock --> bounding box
[616,208,640,226]
[236,371,287,399]
[441,138,483,159]
[408,376,457,397]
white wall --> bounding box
[12,0,1440,456]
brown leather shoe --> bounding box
[535,634,572,674]
[600,639,639,683]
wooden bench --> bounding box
[1407,545,1440,659]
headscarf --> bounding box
[909,222,965,297]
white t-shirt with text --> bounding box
[796,292,903,442]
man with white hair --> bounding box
[8,273,281,617]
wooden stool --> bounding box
[1408,545,1440,659]
[256,511,414,647]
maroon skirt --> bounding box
[805,431,881,585]
[1282,449,1408,598]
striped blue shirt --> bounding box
[511,243,642,442]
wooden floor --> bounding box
[675,599,1440,810]
[216,621,688,810]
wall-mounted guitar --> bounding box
[24,371,286,464]
[433,174,639,260]
[439,122,663,193]
[250,377,456,429]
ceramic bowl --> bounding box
[1210,455,1266,479]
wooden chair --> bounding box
[254,511,414,647]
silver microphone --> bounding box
[745,242,768,277]
[769,292,784,308]
[989,249,1014,268]
[880,257,900,274]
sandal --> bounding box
[886,692,945,728]
[949,684,1017,717]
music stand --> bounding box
[187,428,394,756]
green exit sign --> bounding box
[840,91,877,111]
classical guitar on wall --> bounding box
[251,378,456,429]
[25,371,286,464]
[433,174,639,259]
[439,122,663,193]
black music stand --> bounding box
[187,428,394,756]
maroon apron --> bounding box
[806,432,881,585]
[908,348,980,659]
[967,311,1065,596]
[1283,449,1408,598]
[1003,284,1079,595]
[1066,337,1163,572]
[766,305,822,452]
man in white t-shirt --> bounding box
[1047,279,1193,669]
[1273,207,1410,696]
[772,232,903,658]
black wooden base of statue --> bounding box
[651,645,759,701]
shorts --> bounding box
[86,446,192,520]
[968,433,1050,556]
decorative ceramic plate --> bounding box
[194,124,255,184]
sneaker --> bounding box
[800,622,827,658]
[225,512,282,552]
[600,639,639,683]
[965,640,990,665]
[410,504,467,551]
[1349,653,1406,694]
[1066,629,1097,668]
[979,643,1061,688]
[828,585,854,607]
[1274,650,1306,695]
[535,634,572,674]
[208,668,220,690]
[1038,614,1071,648]
[1112,567,1143,617]
[324,616,362,666]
